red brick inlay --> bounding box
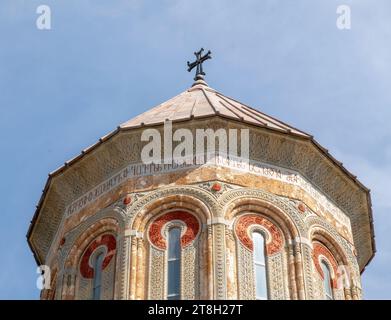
[149,211,200,250]
[312,242,338,288]
[235,214,283,255]
[79,234,116,279]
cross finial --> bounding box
[187,48,212,82]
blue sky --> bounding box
[0,0,390,299]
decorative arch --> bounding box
[232,211,289,300]
[124,188,216,300]
[309,226,349,267]
[63,217,120,269]
[307,218,358,300]
[148,211,201,250]
[75,232,117,300]
[79,233,117,279]
[220,188,306,238]
[312,241,338,289]
[58,207,126,300]
[220,189,304,300]
[128,186,216,232]
[218,188,310,300]
[145,209,203,300]
[235,214,284,255]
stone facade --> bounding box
[30,82,374,300]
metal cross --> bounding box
[187,48,212,80]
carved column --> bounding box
[206,224,214,299]
[302,241,317,300]
[199,225,212,299]
[209,218,227,299]
[129,235,138,299]
[287,243,298,300]
[225,228,237,299]
[135,237,145,299]
[294,243,305,300]
[118,233,132,300]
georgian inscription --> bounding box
[65,161,196,217]
[64,154,351,231]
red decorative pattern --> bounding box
[148,211,200,250]
[235,214,283,255]
[298,203,306,213]
[123,195,132,205]
[79,234,117,279]
[211,183,221,192]
[312,242,338,288]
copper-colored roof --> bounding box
[120,79,310,137]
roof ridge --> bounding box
[215,91,310,137]
[200,86,218,114]
[189,94,198,118]
[218,94,268,126]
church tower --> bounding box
[27,52,375,300]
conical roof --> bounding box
[120,81,309,138]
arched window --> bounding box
[77,234,116,300]
[92,250,105,300]
[167,227,181,300]
[148,211,200,299]
[321,260,333,300]
[253,231,268,300]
